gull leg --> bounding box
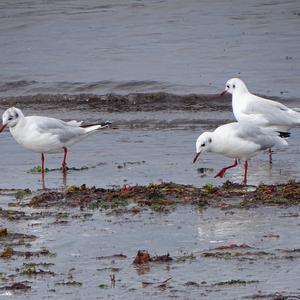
[41,175,46,190]
[214,159,238,178]
[41,153,45,175]
[243,160,248,185]
[41,153,46,189]
[268,148,273,165]
[62,170,67,188]
[62,147,68,172]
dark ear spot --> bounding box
[208,137,212,143]
[15,113,19,118]
[233,84,236,88]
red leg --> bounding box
[214,159,238,178]
[243,160,248,185]
[62,147,68,172]
[41,153,45,175]
[268,148,272,165]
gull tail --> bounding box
[274,135,289,147]
[81,121,112,133]
[276,131,291,138]
[68,120,83,126]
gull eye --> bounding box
[233,84,236,88]
[8,116,13,121]
[201,143,205,147]
[226,85,230,88]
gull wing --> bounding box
[28,116,85,144]
[236,122,288,150]
[242,94,300,128]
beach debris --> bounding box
[0,247,54,259]
[213,243,252,250]
[176,253,196,263]
[142,277,172,289]
[0,228,8,237]
[184,281,200,287]
[110,274,116,288]
[15,189,31,200]
[29,192,64,208]
[96,254,127,261]
[29,166,49,173]
[133,250,173,264]
[0,247,13,258]
[15,181,300,213]
[214,279,259,286]
[20,265,55,277]
[201,250,271,260]
[0,282,31,291]
[98,284,109,289]
[133,250,151,264]
[55,281,82,287]
[97,267,121,273]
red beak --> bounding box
[220,90,228,96]
[193,152,200,163]
[0,124,7,133]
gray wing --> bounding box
[236,122,286,150]
[245,94,300,127]
[30,116,85,143]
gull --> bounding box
[193,122,288,185]
[0,107,111,175]
[221,78,299,163]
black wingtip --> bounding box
[101,121,112,127]
[277,131,291,138]
[80,120,112,128]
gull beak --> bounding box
[0,124,7,133]
[193,152,201,163]
[220,89,228,96]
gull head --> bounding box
[0,107,24,132]
[193,132,213,163]
[221,78,248,96]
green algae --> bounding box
[214,279,259,286]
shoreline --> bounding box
[0,92,299,113]
[1,180,300,299]
[2,180,300,211]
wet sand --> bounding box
[1,183,300,299]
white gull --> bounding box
[0,107,110,175]
[221,78,298,163]
[193,122,288,184]
[221,78,300,133]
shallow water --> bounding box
[1,112,300,190]
[0,0,299,97]
[1,1,300,298]
[1,199,300,299]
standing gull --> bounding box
[193,122,288,184]
[0,107,110,175]
[221,78,298,163]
